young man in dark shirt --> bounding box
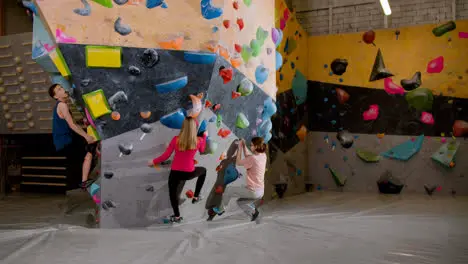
[49,83,97,189]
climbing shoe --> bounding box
[251,209,260,222]
[169,215,183,223]
[206,208,224,221]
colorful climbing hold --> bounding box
[223,20,230,29]
[82,89,112,119]
[356,149,380,162]
[432,21,456,37]
[201,0,223,20]
[213,104,221,111]
[255,65,269,84]
[216,113,222,128]
[381,135,424,161]
[219,66,233,84]
[159,36,184,50]
[453,120,468,137]
[400,72,422,91]
[231,91,241,99]
[205,100,213,108]
[237,18,244,31]
[86,46,122,68]
[234,44,242,53]
[405,88,434,111]
[114,17,132,36]
[183,51,216,64]
[296,125,307,141]
[92,0,113,8]
[236,113,250,129]
[155,76,188,93]
[384,78,405,95]
[111,111,120,121]
[362,30,375,45]
[241,45,252,63]
[363,105,379,121]
[420,112,434,125]
[140,111,151,119]
[233,1,239,10]
[427,56,444,73]
[218,128,231,138]
[160,109,185,129]
[73,0,91,16]
[243,0,251,7]
[237,78,253,96]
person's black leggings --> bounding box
[168,167,207,217]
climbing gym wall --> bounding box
[306,20,468,195]
[33,0,279,227]
[264,0,309,201]
[33,0,276,98]
[0,32,56,134]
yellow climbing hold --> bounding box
[377,133,385,139]
[82,89,112,119]
[49,49,71,78]
[86,46,122,68]
[87,125,100,141]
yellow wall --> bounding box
[308,20,468,98]
[34,0,277,98]
[275,0,308,94]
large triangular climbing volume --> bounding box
[369,49,394,82]
[381,135,424,161]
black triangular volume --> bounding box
[369,49,394,82]
[424,185,437,196]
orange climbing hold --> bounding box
[111,111,121,121]
[296,125,307,141]
[205,99,213,108]
[159,36,184,50]
[206,42,219,53]
[230,57,242,68]
[223,20,230,29]
[231,91,241,99]
[219,67,233,84]
[215,185,224,194]
[218,45,230,60]
[218,128,231,138]
[237,18,244,31]
[219,152,226,160]
[140,111,151,119]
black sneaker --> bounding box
[251,209,260,222]
[206,208,224,221]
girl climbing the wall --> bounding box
[216,137,267,222]
[148,117,207,223]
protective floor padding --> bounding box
[1,193,467,264]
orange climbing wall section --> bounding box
[33,0,277,98]
[275,0,308,94]
[308,20,468,99]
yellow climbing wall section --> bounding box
[33,0,277,98]
[275,0,308,94]
[308,20,468,99]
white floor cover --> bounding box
[1,192,468,264]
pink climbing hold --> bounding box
[92,194,101,204]
[363,104,379,121]
[280,18,286,30]
[56,28,77,44]
[85,108,97,129]
[459,32,468,38]
[427,56,444,73]
[420,112,435,125]
[283,8,290,20]
[384,78,405,95]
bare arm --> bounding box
[58,102,92,141]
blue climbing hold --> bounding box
[89,183,100,196]
[224,163,240,185]
[331,89,336,94]
[261,97,277,121]
[208,115,216,122]
[297,169,302,176]
[324,97,329,102]
[155,76,188,93]
[279,74,283,80]
[160,109,185,129]
[339,78,344,82]
[329,72,333,76]
[198,119,207,135]
[255,65,269,84]
[184,52,217,64]
[381,135,424,161]
[324,64,328,68]
[146,0,167,9]
[201,0,223,20]
[332,104,336,108]
[275,51,283,71]
[324,164,329,169]
[291,62,295,69]
[212,26,219,33]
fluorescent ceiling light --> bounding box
[380,0,392,15]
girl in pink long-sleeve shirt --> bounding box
[148,117,207,223]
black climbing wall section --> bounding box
[58,44,214,139]
[307,81,468,137]
[206,58,271,144]
[270,89,308,153]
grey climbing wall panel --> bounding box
[0,33,55,134]
[307,132,468,195]
[100,109,248,228]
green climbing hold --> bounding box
[431,140,459,168]
[236,113,250,129]
[92,0,113,8]
[356,149,381,163]
[329,167,347,187]
[238,78,253,96]
[243,0,252,7]
[241,45,252,63]
[256,27,268,45]
[405,88,434,111]
[250,39,261,57]
[216,114,222,128]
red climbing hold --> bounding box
[231,91,241,99]
[234,44,242,53]
[213,104,221,111]
[223,20,230,29]
[283,8,290,20]
[219,67,233,84]
[233,1,239,10]
[185,190,194,198]
[336,88,350,104]
[215,185,224,194]
[453,120,468,137]
[218,128,231,138]
[205,99,213,108]
[237,18,244,31]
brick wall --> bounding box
[294,0,468,35]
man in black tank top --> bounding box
[49,84,98,190]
